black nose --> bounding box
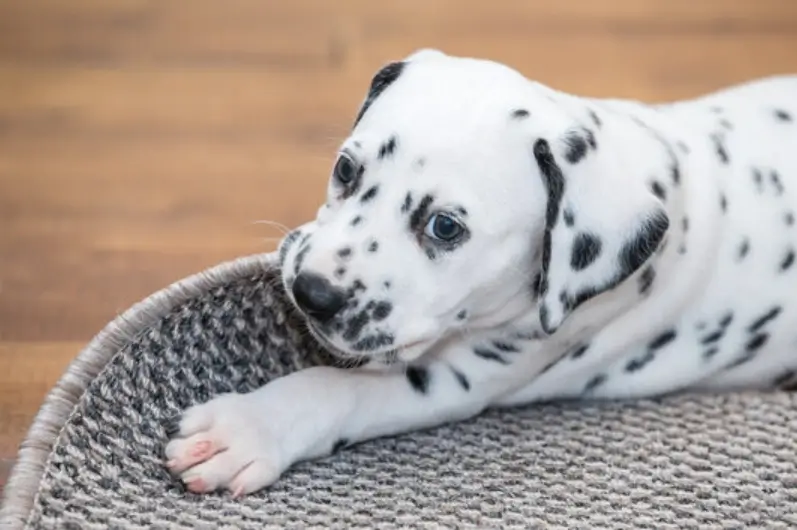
[291,272,347,322]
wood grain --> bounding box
[2,0,797,494]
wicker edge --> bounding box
[0,252,279,530]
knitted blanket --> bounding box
[2,253,796,529]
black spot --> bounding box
[774,109,793,122]
[563,208,575,227]
[650,181,667,201]
[746,332,769,352]
[533,139,566,285]
[780,249,795,271]
[368,241,379,253]
[719,118,733,130]
[649,329,677,350]
[377,136,398,160]
[372,301,392,321]
[539,303,550,333]
[676,141,690,154]
[583,373,607,393]
[492,341,520,353]
[456,309,468,320]
[678,244,687,255]
[511,109,530,119]
[752,168,764,192]
[360,185,379,203]
[337,247,352,259]
[770,171,785,195]
[617,210,669,278]
[738,239,750,260]
[383,281,392,289]
[701,330,724,345]
[406,366,430,394]
[539,357,561,375]
[785,212,795,226]
[334,267,346,279]
[451,368,471,391]
[352,333,394,351]
[342,310,370,341]
[350,279,366,293]
[670,163,681,185]
[719,312,734,328]
[332,438,349,453]
[564,132,589,164]
[531,271,543,299]
[401,193,413,213]
[585,129,597,149]
[710,133,729,164]
[409,194,434,233]
[638,266,656,295]
[773,370,796,388]
[625,351,655,373]
[353,61,405,128]
[720,194,727,212]
[702,346,719,360]
[570,343,589,359]
[559,290,573,312]
[350,215,363,227]
[681,217,689,232]
[473,347,509,365]
[571,232,602,270]
[589,109,602,128]
[748,306,782,334]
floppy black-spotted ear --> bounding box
[533,134,669,335]
[352,61,405,129]
[352,49,448,129]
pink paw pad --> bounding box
[190,440,213,459]
[185,477,207,494]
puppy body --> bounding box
[165,51,797,495]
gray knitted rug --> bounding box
[2,252,797,529]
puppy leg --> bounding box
[164,352,527,495]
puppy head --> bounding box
[279,49,669,361]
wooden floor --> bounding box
[1,0,797,492]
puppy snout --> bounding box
[292,272,347,322]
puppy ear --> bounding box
[533,132,669,335]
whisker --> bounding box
[251,219,292,236]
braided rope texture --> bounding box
[15,268,797,529]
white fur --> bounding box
[165,50,797,495]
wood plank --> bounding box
[0,343,84,456]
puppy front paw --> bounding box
[163,367,356,496]
[163,392,287,496]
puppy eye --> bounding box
[425,213,464,241]
[333,154,359,185]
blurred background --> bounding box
[1,0,796,489]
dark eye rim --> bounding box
[333,152,360,185]
[423,211,468,245]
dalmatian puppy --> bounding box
[165,49,797,496]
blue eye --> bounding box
[333,154,358,185]
[425,213,464,241]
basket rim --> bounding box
[0,251,279,529]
